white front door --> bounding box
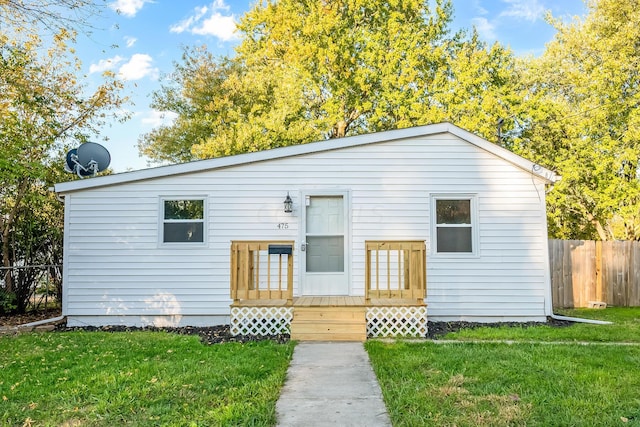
[302,193,349,295]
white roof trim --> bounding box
[54,122,559,193]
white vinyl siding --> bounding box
[60,131,552,325]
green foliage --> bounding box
[0,3,127,308]
[140,0,519,162]
[513,0,640,240]
[0,289,17,315]
[8,187,65,311]
[0,332,294,426]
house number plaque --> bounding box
[277,223,289,229]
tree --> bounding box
[140,47,321,163]
[140,0,521,162]
[512,0,640,240]
[0,0,105,34]
[0,3,127,308]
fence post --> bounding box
[595,241,603,303]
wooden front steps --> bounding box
[290,306,367,342]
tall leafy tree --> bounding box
[513,0,640,240]
[0,3,127,304]
[140,0,520,161]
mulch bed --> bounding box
[3,309,574,344]
[54,324,290,345]
[55,317,573,344]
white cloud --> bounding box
[170,1,238,42]
[471,0,488,15]
[109,0,153,18]
[192,13,237,40]
[471,17,497,40]
[212,0,230,10]
[117,54,159,81]
[170,5,208,34]
[124,36,137,48]
[499,0,545,22]
[140,110,178,127]
[89,55,125,74]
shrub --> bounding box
[0,288,17,315]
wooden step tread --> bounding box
[291,322,365,331]
[293,312,366,321]
[290,332,366,341]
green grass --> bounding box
[0,331,294,426]
[367,340,640,426]
[367,307,640,426]
[367,341,640,426]
[439,307,640,343]
[2,308,638,426]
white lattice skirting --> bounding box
[230,307,293,336]
[366,306,428,338]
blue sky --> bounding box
[76,0,588,172]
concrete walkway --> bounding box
[276,342,392,427]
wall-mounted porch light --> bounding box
[284,192,293,213]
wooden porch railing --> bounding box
[365,240,426,304]
[230,240,294,304]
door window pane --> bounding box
[306,196,344,234]
[306,236,345,272]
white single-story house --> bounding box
[54,123,560,340]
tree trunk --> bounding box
[333,120,348,138]
[2,223,12,293]
[588,213,610,241]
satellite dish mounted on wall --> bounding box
[64,142,111,178]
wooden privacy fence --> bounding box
[549,240,640,308]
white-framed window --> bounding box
[432,195,477,255]
[160,197,206,244]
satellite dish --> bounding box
[77,142,111,172]
[64,142,111,178]
[64,148,77,173]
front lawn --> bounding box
[437,307,640,343]
[368,340,640,426]
[2,308,638,426]
[0,331,294,426]
[367,308,640,426]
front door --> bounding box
[302,193,349,295]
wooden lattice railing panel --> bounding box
[365,240,426,303]
[230,240,294,303]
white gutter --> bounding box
[549,313,612,325]
[19,315,65,328]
